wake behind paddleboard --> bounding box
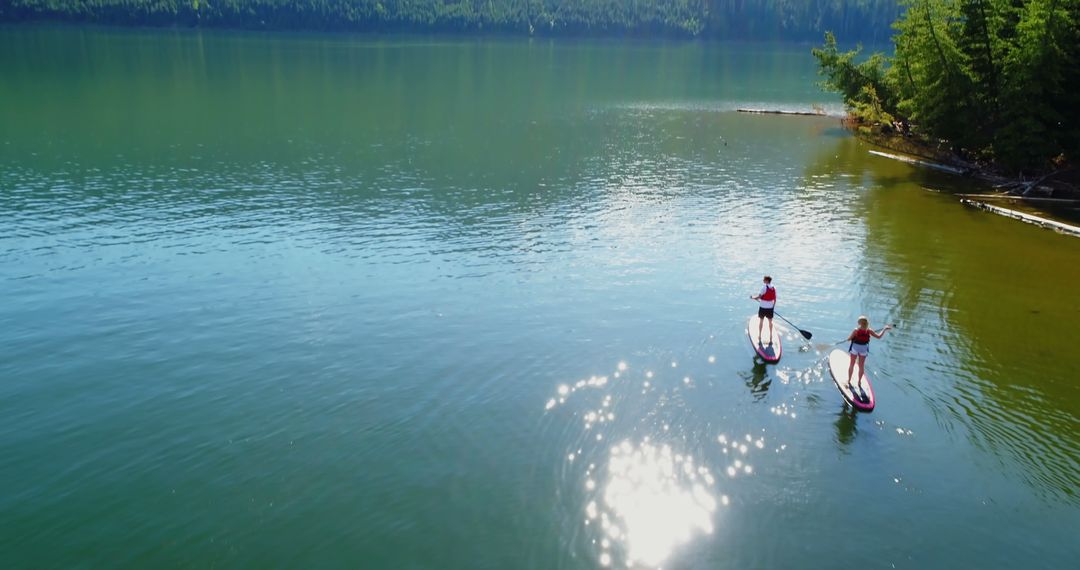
[827,349,875,411]
[747,315,781,363]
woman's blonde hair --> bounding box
[857,315,870,326]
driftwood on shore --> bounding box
[736,109,825,116]
[856,127,1076,198]
[868,150,969,175]
[961,199,1080,237]
[992,168,1074,196]
[869,149,1073,197]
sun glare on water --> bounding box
[585,439,718,568]
[546,362,767,568]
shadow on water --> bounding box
[806,133,1080,502]
[834,407,859,448]
[739,361,771,401]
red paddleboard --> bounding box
[827,349,876,411]
[747,315,781,363]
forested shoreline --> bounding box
[1,1,900,42]
[814,0,1079,176]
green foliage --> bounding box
[815,0,1080,173]
[993,0,1075,170]
[852,84,896,128]
[892,0,981,149]
[812,31,897,127]
[1,1,900,41]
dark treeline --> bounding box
[1,1,900,42]
[814,0,1079,174]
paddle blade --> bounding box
[799,329,813,340]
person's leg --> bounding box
[767,315,774,343]
[855,355,867,390]
[757,311,764,342]
[847,353,856,384]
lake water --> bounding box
[1,26,1078,568]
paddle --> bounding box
[773,312,813,340]
[814,339,849,351]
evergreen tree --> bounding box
[957,0,1004,149]
[893,0,979,153]
[993,0,1072,171]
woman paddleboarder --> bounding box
[845,317,892,395]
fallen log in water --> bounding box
[736,109,825,116]
[960,199,1080,237]
[955,193,1080,204]
[868,150,968,175]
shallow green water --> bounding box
[1,26,1078,569]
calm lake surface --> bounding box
[1,26,1078,568]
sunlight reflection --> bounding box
[585,439,720,568]
[715,433,768,482]
[545,363,764,568]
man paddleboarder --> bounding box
[751,276,777,344]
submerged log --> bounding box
[960,199,1080,237]
[736,109,825,116]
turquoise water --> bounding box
[1,26,1078,568]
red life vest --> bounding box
[852,328,871,344]
[761,285,776,302]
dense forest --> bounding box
[1,1,900,42]
[814,0,1079,174]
